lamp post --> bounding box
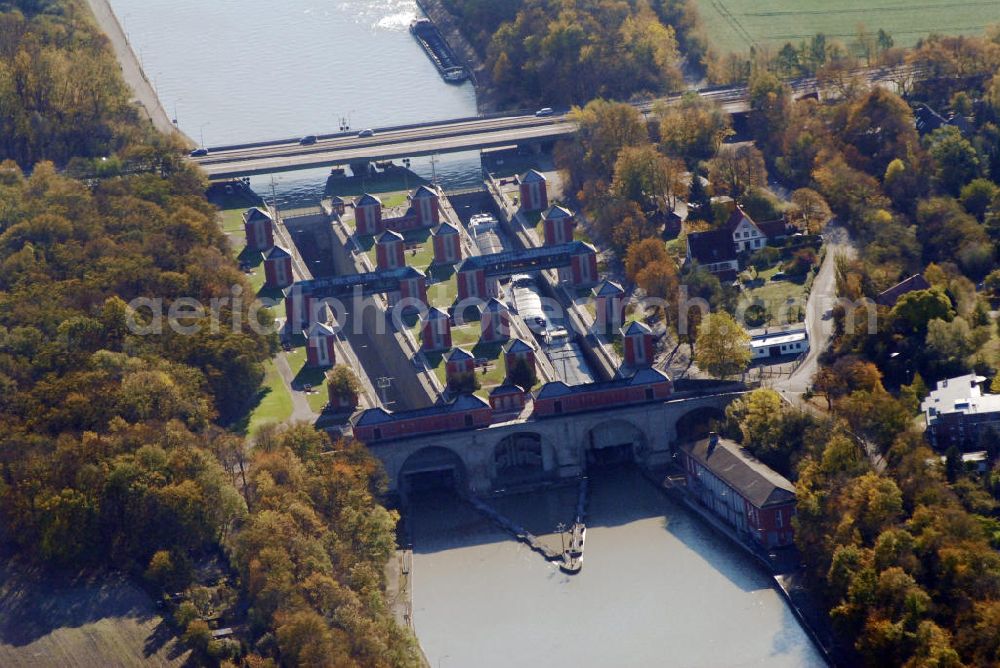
[199,122,210,149]
[556,522,567,554]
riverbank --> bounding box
[84,0,191,142]
[414,0,496,113]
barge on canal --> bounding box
[410,18,468,84]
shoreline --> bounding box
[84,0,192,143]
[647,468,841,667]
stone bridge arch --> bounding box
[673,405,727,444]
[584,418,648,468]
[491,431,554,486]
[398,446,467,498]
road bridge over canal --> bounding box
[189,67,919,180]
[371,391,744,498]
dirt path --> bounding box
[84,0,189,141]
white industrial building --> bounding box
[749,328,809,360]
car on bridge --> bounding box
[357,128,375,138]
[534,107,554,117]
[299,135,318,145]
[190,148,208,157]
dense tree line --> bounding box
[0,0,146,167]
[0,1,419,665]
[725,28,1000,665]
[443,0,706,107]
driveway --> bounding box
[774,222,855,396]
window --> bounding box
[776,510,783,528]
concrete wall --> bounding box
[372,392,740,496]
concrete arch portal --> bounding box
[398,446,467,497]
[674,406,727,443]
[585,419,647,468]
[492,432,552,486]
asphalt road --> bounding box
[85,0,188,140]
[775,223,856,395]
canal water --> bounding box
[108,0,481,202]
[409,468,825,667]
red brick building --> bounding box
[678,434,797,550]
[489,383,528,414]
[352,393,492,443]
[592,280,625,332]
[444,347,476,386]
[375,229,405,271]
[518,169,548,212]
[244,207,274,251]
[479,297,510,343]
[570,243,599,286]
[542,205,575,246]
[421,307,452,351]
[354,193,383,236]
[432,221,462,264]
[504,338,535,381]
[532,368,672,417]
[305,321,337,368]
[622,320,655,368]
[412,184,441,227]
[264,245,294,289]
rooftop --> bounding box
[622,320,652,336]
[876,274,931,307]
[687,229,736,264]
[504,338,534,354]
[244,207,272,223]
[592,279,625,297]
[542,204,573,220]
[444,347,474,362]
[520,169,546,183]
[356,193,381,206]
[265,245,291,260]
[749,329,808,349]
[680,435,796,509]
[353,393,489,427]
[921,374,1000,422]
[534,367,670,400]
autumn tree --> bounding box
[560,99,647,192]
[708,144,767,200]
[789,188,833,233]
[653,92,732,164]
[693,312,750,379]
[611,145,688,212]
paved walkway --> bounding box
[85,0,189,140]
[274,351,317,423]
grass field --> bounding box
[0,561,189,667]
[694,0,1000,52]
[244,359,294,434]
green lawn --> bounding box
[740,265,808,326]
[364,228,435,273]
[694,0,1000,52]
[244,359,293,434]
[220,207,247,234]
[425,340,510,400]
[285,342,330,413]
